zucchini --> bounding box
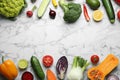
[31,56,45,80]
[37,0,50,18]
[102,0,115,24]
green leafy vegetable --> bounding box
[59,0,82,23]
[0,0,25,18]
[67,56,89,80]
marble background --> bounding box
[0,0,120,80]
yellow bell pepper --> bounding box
[0,56,18,80]
[52,0,58,7]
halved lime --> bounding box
[18,59,28,69]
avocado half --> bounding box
[0,0,26,18]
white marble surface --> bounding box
[0,0,120,80]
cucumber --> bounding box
[102,0,115,24]
[31,56,45,80]
[37,0,50,18]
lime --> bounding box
[93,10,103,21]
[18,59,28,69]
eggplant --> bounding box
[56,56,68,80]
[107,74,119,80]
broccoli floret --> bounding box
[0,0,25,18]
[59,0,82,23]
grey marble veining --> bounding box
[0,0,120,80]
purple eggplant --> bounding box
[56,56,68,80]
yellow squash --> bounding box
[0,56,18,80]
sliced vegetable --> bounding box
[49,9,56,19]
[117,10,120,21]
[47,69,57,80]
[52,0,58,7]
[22,71,34,80]
[31,56,45,80]
[115,0,120,5]
[37,0,50,18]
[18,59,28,69]
[87,54,119,80]
[67,56,89,80]
[83,4,90,22]
[93,10,103,21]
[0,56,18,80]
[86,0,100,10]
[56,56,68,80]
[107,74,119,80]
[102,0,115,23]
[91,54,99,64]
[26,5,37,17]
[42,55,53,67]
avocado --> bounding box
[0,0,25,18]
[86,0,100,10]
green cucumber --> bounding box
[37,0,50,18]
[102,0,115,24]
[31,56,45,80]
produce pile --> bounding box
[0,54,119,80]
[0,0,120,23]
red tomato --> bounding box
[115,0,120,5]
[26,11,33,17]
[91,55,99,64]
[117,10,120,21]
[42,55,53,67]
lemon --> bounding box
[93,10,103,21]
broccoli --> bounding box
[0,0,26,18]
[59,0,82,23]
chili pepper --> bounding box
[83,4,90,22]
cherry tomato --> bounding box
[91,55,99,64]
[26,11,33,17]
[42,55,53,67]
[117,10,120,21]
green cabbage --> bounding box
[0,0,25,18]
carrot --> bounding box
[46,69,57,80]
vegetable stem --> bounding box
[2,56,4,63]
[32,5,37,11]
